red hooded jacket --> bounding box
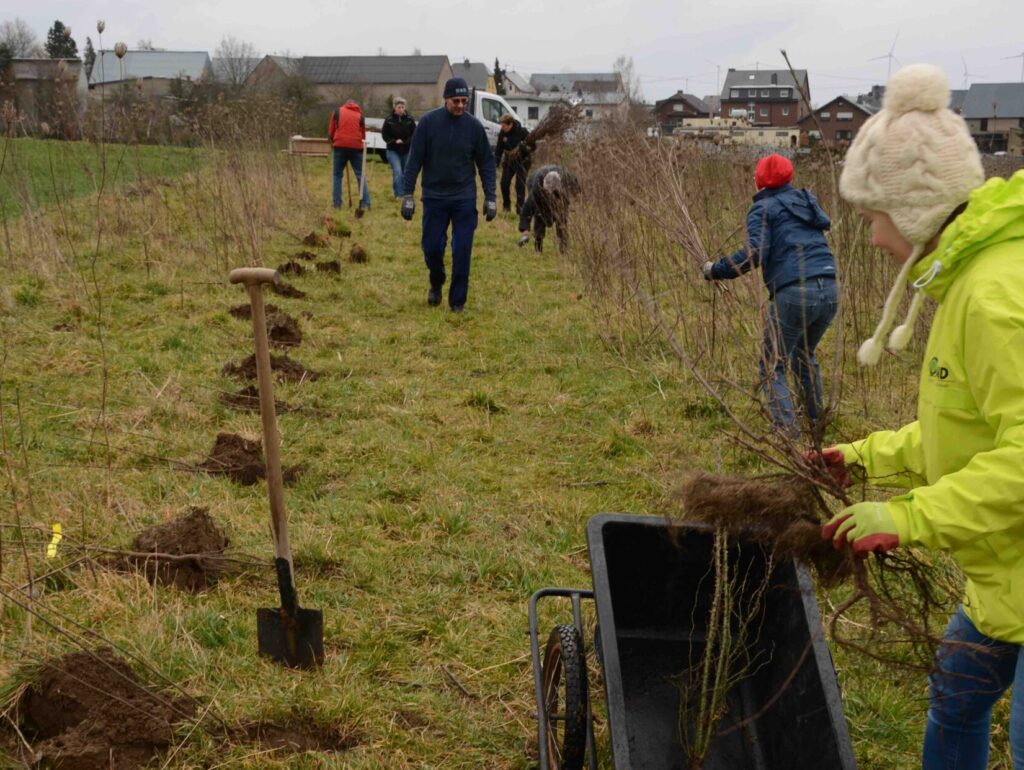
[329,102,365,149]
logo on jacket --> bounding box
[929,357,949,380]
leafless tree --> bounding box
[136,38,156,50]
[214,35,260,89]
[614,54,643,104]
[1,18,44,57]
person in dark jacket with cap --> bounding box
[517,164,577,254]
[703,153,838,438]
[400,77,497,313]
[495,114,531,214]
[382,97,416,198]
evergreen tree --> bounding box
[494,58,505,95]
[45,20,78,59]
[83,37,96,78]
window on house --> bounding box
[780,89,790,97]
[761,90,770,97]
[776,131,789,137]
[748,89,756,97]
[585,109,594,118]
[782,106,790,116]
[760,108,768,117]
[730,89,740,98]
[836,130,853,141]
[673,103,683,112]
[528,106,539,120]
[820,112,831,121]
[836,111,854,121]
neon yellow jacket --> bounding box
[837,170,1024,643]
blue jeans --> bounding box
[421,198,478,308]
[923,607,1024,769]
[760,276,837,436]
[386,149,409,198]
[332,147,370,208]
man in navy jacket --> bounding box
[400,77,497,312]
[702,154,838,438]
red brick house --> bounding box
[719,68,809,126]
[652,91,709,133]
[797,95,877,143]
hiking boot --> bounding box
[427,286,442,306]
[450,304,465,313]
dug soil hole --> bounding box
[238,719,360,753]
[222,353,319,383]
[316,260,341,274]
[229,302,279,320]
[199,432,305,486]
[15,647,194,770]
[128,507,230,591]
[267,312,302,347]
[277,260,306,276]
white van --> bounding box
[471,89,518,149]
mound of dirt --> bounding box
[267,312,302,347]
[322,216,350,238]
[220,385,293,414]
[129,508,230,591]
[348,244,368,263]
[316,260,341,274]
[18,647,194,770]
[272,281,307,299]
[229,302,279,320]
[293,250,318,261]
[222,353,319,383]
[277,260,306,276]
[198,432,306,486]
[302,232,328,248]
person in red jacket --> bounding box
[329,100,370,210]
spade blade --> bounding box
[257,606,324,669]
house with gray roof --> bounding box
[719,68,810,126]
[1,58,88,136]
[451,59,493,92]
[247,54,454,113]
[960,82,1024,154]
[653,91,709,133]
[527,72,628,121]
[502,71,535,96]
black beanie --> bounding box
[443,77,470,99]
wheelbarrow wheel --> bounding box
[541,624,588,770]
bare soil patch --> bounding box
[267,312,302,347]
[220,385,294,414]
[348,244,368,263]
[277,260,306,277]
[229,302,279,320]
[128,507,230,591]
[198,432,306,486]
[222,353,319,383]
[316,260,341,274]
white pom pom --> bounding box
[883,64,949,115]
[858,337,884,366]
[888,324,913,350]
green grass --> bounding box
[0,150,1012,768]
[0,137,204,217]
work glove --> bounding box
[401,195,415,221]
[803,447,851,489]
[702,261,715,280]
[517,232,530,247]
[822,501,900,555]
[485,200,497,222]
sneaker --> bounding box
[427,287,442,306]
[450,304,465,313]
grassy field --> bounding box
[0,137,203,217]
[0,140,1013,768]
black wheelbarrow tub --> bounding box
[587,513,856,770]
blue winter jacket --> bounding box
[710,184,836,296]
[402,107,497,203]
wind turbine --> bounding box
[1003,51,1024,82]
[961,54,988,90]
[870,32,901,79]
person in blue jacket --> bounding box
[702,154,838,438]
[400,77,497,313]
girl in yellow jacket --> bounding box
[822,64,1024,769]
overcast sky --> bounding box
[6,0,1024,104]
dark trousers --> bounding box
[332,147,370,208]
[533,208,569,254]
[421,198,478,308]
[500,161,528,213]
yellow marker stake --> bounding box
[46,523,62,559]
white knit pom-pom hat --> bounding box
[839,64,984,365]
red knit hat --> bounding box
[755,154,794,189]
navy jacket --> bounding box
[402,107,497,202]
[710,184,836,296]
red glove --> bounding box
[822,502,900,555]
[804,447,850,489]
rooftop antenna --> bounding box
[869,31,901,79]
[1003,51,1024,82]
